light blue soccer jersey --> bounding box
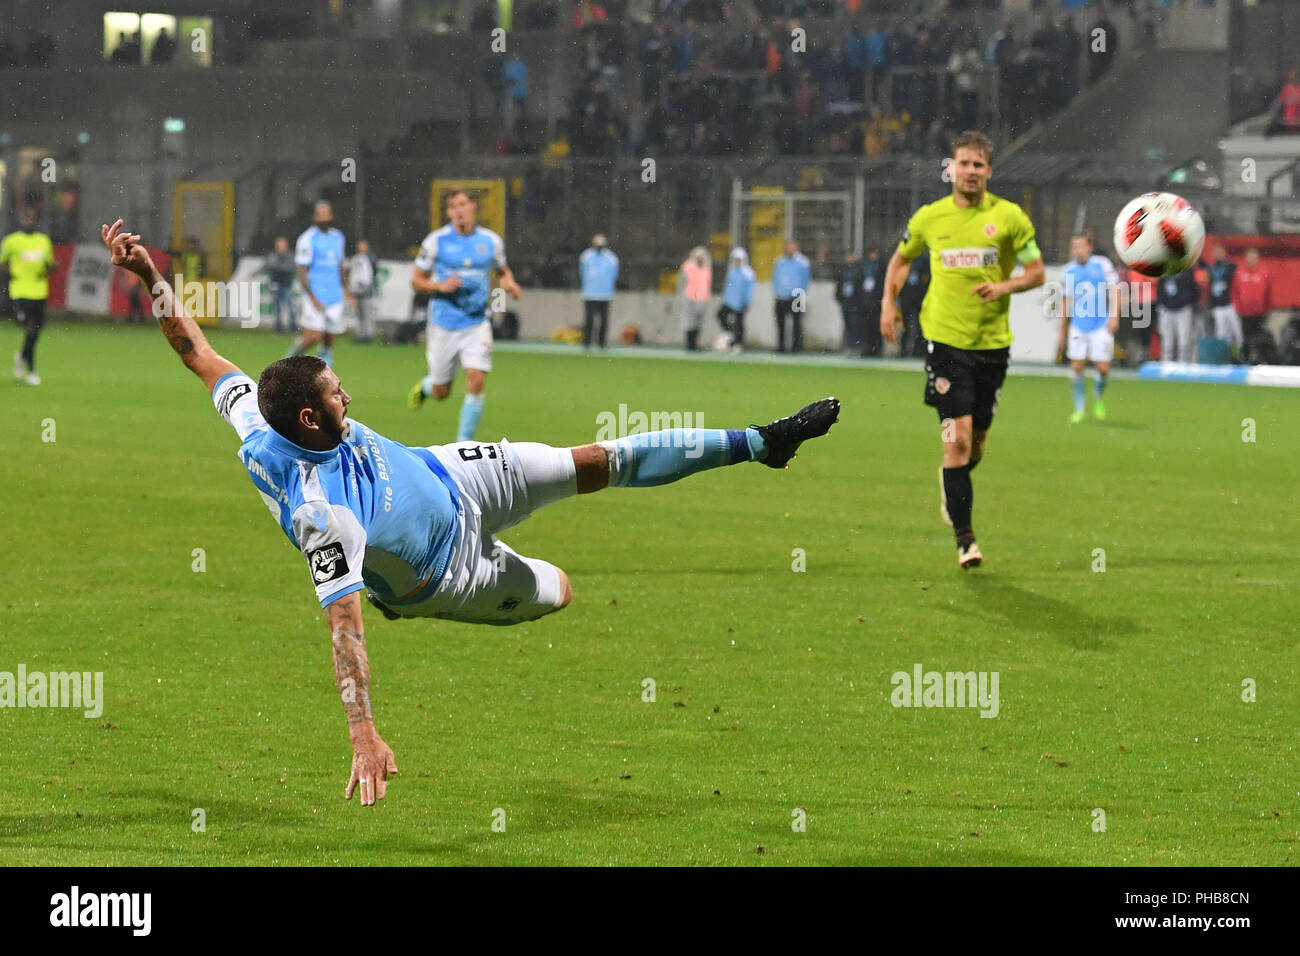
[579,248,619,300]
[722,262,756,310]
[212,372,460,608]
[772,253,811,300]
[294,226,346,306]
[414,225,507,330]
[1063,254,1119,333]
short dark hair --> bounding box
[443,188,477,209]
[258,356,328,440]
[1070,232,1092,243]
[952,130,994,164]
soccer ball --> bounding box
[1112,192,1206,278]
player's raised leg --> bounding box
[382,397,842,625]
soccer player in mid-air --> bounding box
[408,189,521,442]
[880,131,1045,569]
[287,201,354,367]
[1058,232,1119,423]
[102,218,839,808]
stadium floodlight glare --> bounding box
[76,131,90,144]
[163,117,186,134]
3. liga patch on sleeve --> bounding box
[309,543,350,584]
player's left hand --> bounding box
[972,280,1007,303]
[346,294,358,308]
[504,280,522,299]
[345,731,398,807]
[1107,316,1120,335]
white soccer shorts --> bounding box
[426,321,493,386]
[395,439,577,625]
[1212,304,1242,350]
[300,299,346,335]
[1066,326,1114,363]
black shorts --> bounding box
[923,341,1010,430]
[13,298,46,329]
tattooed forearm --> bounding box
[146,265,205,360]
[329,603,373,731]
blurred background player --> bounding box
[859,245,887,358]
[772,238,811,353]
[718,247,755,353]
[679,245,711,351]
[347,239,377,344]
[264,236,296,335]
[2,208,58,385]
[408,189,521,441]
[1154,263,1199,364]
[1058,232,1119,423]
[880,131,1045,569]
[579,233,618,348]
[1205,242,1240,362]
[836,249,865,355]
[288,201,353,367]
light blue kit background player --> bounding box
[407,190,521,441]
[289,200,353,367]
[1058,233,1119,422]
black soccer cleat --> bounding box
[367,592,403,621]
[753,397,841,469]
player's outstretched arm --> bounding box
[101,220,240,391]
[328,591,398,807]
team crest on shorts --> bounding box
[984,223,997,237]
[935,377,951,395]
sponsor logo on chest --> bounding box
[940,247,998,269]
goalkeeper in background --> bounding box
[880,131,1045,569]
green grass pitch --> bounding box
[2,323,1296,865]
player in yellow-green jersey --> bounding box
[880,131,1045,569]
[1,209,58,386]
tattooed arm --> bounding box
[101,219,239,391]
[327,591,398,807]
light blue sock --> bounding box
[458,393,485,441]
[1071,370,1085,413]
[1094,370,1108,399]
[600,428,755,487]
[319,346,333,368]
[421,375,435,397]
